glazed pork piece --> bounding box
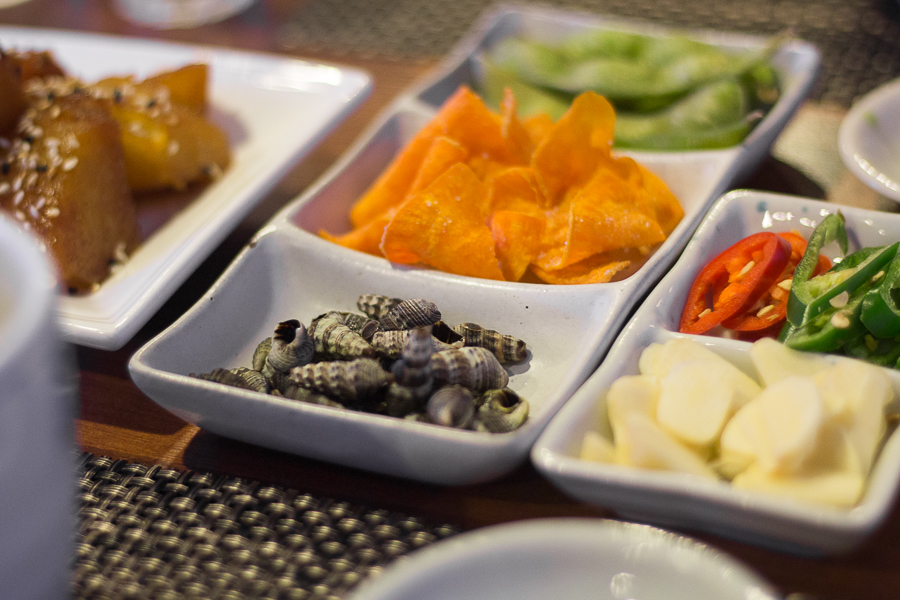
[0,92,138,293]
[0,47,230,293]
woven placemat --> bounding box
[74,454,461,599]
[277,0,900,107]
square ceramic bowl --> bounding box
[129,8,819,486]
[531,189,900,555]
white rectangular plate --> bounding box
[129,7,820,485]
[0,27,372,349]
[532,190,900,555]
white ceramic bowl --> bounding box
[0,215,78,599]
[128,6,819,485]
[532,190,900,555]
[839,77,900,203]
[347,518,780,600]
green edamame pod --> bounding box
[614,78,752,150]
[476,58,571,121]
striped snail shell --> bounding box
[289,357,391,403]
[356,293,404,321]
[430,347,509,392]
[378,299,441,331]
[310,313,376,360]
[426,385,475,429]
[452,322,527,364]
[474,388,529,433]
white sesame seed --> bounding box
[167,140,179,156]
[830,311,851,329]
[45,207,60,218]
[0,182,9,194]
[737,260,756,278]
[13,190,24,206]
[829,291,849,308]
[756,305,775,317]
[12,176,22,192]
[62,157,78,172]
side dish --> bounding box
[476,29,781,150]
[191,293,531,433]
[581,337,894,507]
[321,86,683,284]
[0,48,230,294]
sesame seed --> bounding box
[0,182,9,194]
[756,305,775,317]
[14,210,25,221]
[829,291,849,308]
[12,191,24,206]
[830,311,851,329]
[737,260,755,278]
[167,140,179,156]
[45,207,60,218]
[12,176,22,191]
[48,105,61,119]
[29,205,39,219]
[62,157,78,172]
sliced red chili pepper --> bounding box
[679,232,792,334]
[722,231,832,334]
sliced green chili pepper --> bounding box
[783,280,874,352]
[790,242,898,328]
[860,253,900,337]
[785,212,849,326]
[844,332,900,367]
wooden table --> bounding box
[4,1,900,598]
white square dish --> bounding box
[0,27,372,350]
[531,189,900,555]
[129,8,819,485]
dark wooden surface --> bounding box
[4,1,900,598]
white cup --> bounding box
[0,215,78,599]
[112,0,256,29]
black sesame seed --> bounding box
[46,91,56,102]
[147,98,157,108]
[113,89,123,103]
[36,164,48,173]
[1,162,9,175]
[23,136,34,144]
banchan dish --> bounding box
[130,7,819,485]
[0,27,371,349]
[532,190,900,554]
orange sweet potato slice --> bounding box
[407,135,469,197]
[523,112,555,147]
[320,214,391,256]
[636,163,684,235]
[487,166,544,215]
[531,92,616,207]
[499,88,534,166]
[490,210,544,281]
[381,163,503,280]
[561,169,666,267]
[530,253,631,285]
